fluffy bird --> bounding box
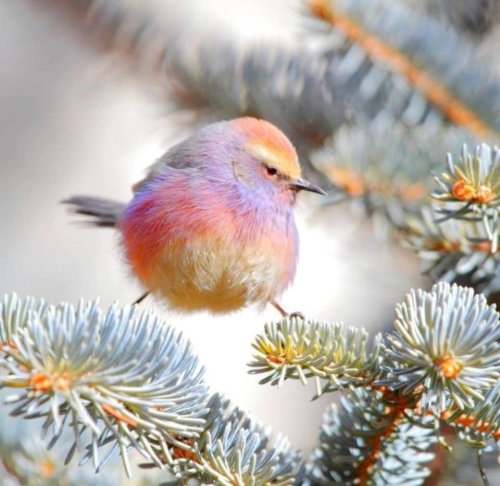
[65,118,325,314]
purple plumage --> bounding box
[67,117,325,314]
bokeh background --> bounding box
[1,1,498,483]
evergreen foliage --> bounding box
[2,0,499,484]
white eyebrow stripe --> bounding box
[248,144,288,168]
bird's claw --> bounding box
[270,300,305,320]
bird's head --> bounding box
[229,118,326,204]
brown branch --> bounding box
[441,411,500,440]
[309,0,494,139]
[358,388,418,485]
[101,403,138,428]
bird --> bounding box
[64,117,326,315]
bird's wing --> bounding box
[132,139,199,193]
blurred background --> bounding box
[0,0,499,484]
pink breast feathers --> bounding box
[119,181,298,313]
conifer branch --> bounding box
[409,0,500,36]
[380,283,500,415]
[405,143,500,297]
[312,121,475,231]
[248,317,380,397]
[432,144,499,224]
[0,428,63,485]
[309,0,500,139]
[404,208,499,297]
[0,294,208,477]
[6,4,500,484]
[37,0,500,155]
[161,394,301,485]
[250,283,499,484]
[250,283,500,419]
[0,418,119,486]
[0,295,302,483]
[305,387,436,485]
[445,382,500,447]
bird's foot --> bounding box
[133,291,150,306]
[270,301,305,320]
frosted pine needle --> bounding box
[249,316,380,397]
[447,382,500,448]
[433,144,499,207]
[313,121,473,230]
[0,294,208,476]
[305,387,436,485]
[188,394,301,486]
[404,208,499,296]
[382,283,500,415]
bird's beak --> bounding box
[290,178,327,195]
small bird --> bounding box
[64,118,325,315]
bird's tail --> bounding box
[62,196,126,227]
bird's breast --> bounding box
[120,183,298,313]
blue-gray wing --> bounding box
[132,138,201,193]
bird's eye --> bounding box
[265,166,278,177]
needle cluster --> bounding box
[406,144,500,297]
[250,282,499,485]
[0,294,208,477]
[249,316,379,396]
[305,388,436,485]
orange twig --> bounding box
[101,403,138,428]
[441,411,500,440]
[0,341,18,352]
[172,439,198,462]
[357,389,412,485]
[310,0,493,138]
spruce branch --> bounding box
[312,121,474,231]
[248,283,499,484]
[39,0,500,157]
[0,426,65,486]
[36,0,346,150]
[305,387,436,485]
[162,40,350,153]
[309,0,500,138]
[446,382,500,448]
[406,0,500,36]
[0,293,208,477]
[432,144,499,228]
[380,283,500,415]
[189,394,300,485]
[249,283,500,418]
[0,418,118,486]
[145,394,301,485]
[404,208,499,296]
[248,317,380,398]
[404,143,500,297]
